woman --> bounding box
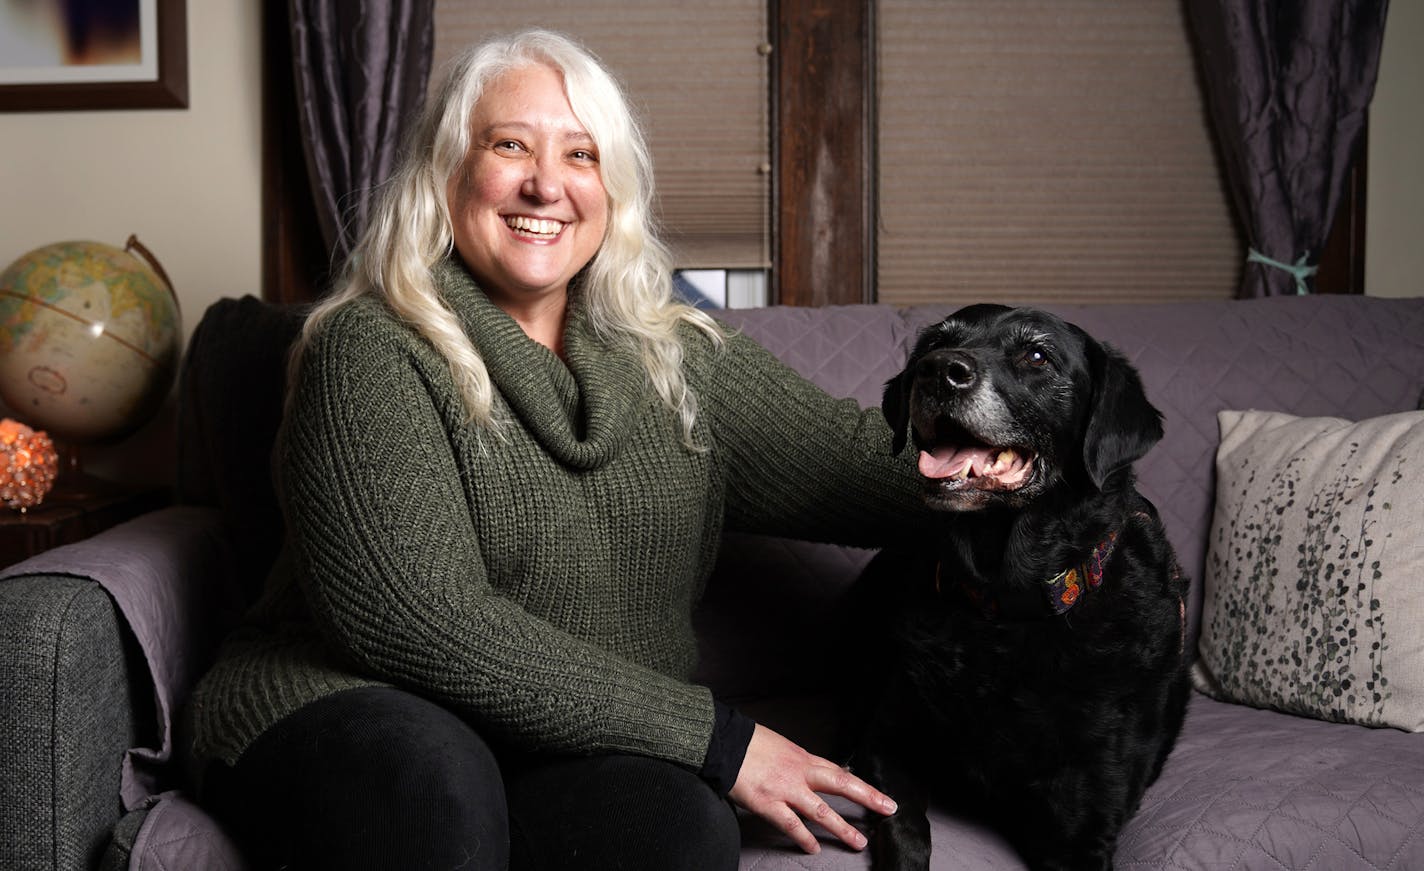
[191,29,928,870]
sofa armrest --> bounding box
[0,506,236,871]
[0,574,144,870]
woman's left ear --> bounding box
[1081,339,1163,489]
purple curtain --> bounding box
[1187,1,1389,296]
[289,0,435,268]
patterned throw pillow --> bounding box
[1194,409,1424,732]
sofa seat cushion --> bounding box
[733,692,1424,869]
[1119,692,1424,869]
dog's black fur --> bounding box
[847,304,1191,871]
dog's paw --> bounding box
[870,815,931,871]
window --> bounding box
[875,0,1241,306]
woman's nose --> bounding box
[521,154,563,203]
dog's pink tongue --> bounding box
[918,445,994,479]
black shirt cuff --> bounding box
[700,701,756,796]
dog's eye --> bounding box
[1019,347,1050,368]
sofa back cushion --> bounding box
[176,296,305,604]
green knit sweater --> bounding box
[189,262,927,771]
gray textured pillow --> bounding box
[1194,409,1424,732]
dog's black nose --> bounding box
[919,351,977,391]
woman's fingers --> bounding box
[729,724,896,854]
[807,759,898,818]
[788,785,868,853]
[770,795,839,854]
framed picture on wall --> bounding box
[0,0,187,111]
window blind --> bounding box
[432,1,771,269]
[877,0,1242,305]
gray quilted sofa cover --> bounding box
[1,293,1421,870]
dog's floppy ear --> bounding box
[882,370,913,455]
[1082,339,1163,489]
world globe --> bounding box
[0,237,181,444]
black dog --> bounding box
[848,304,1190,870]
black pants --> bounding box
[203,686,741,871]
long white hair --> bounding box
[293,29,722,445]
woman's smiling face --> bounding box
[447,62,608,308]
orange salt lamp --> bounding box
[0,418,60,511]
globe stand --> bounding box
[53,443,125,500]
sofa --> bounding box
[2,292,1423,870]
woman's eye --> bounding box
[493,140,525,154]
[570,149,598,163]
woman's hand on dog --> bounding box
[729,723,896,854]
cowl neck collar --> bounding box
[435,259,647,470]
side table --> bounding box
[0,480,171,570]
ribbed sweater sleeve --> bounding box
[278,304,715,769]
[703,330,934,546]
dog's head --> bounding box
[883,304,1162,510]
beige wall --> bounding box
[0,0,262,483]
[1366,2,1423,298]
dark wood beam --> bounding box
[771,0,876,306]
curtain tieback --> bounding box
[1247,248,1317,295]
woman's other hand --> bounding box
[728,723,897,854]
